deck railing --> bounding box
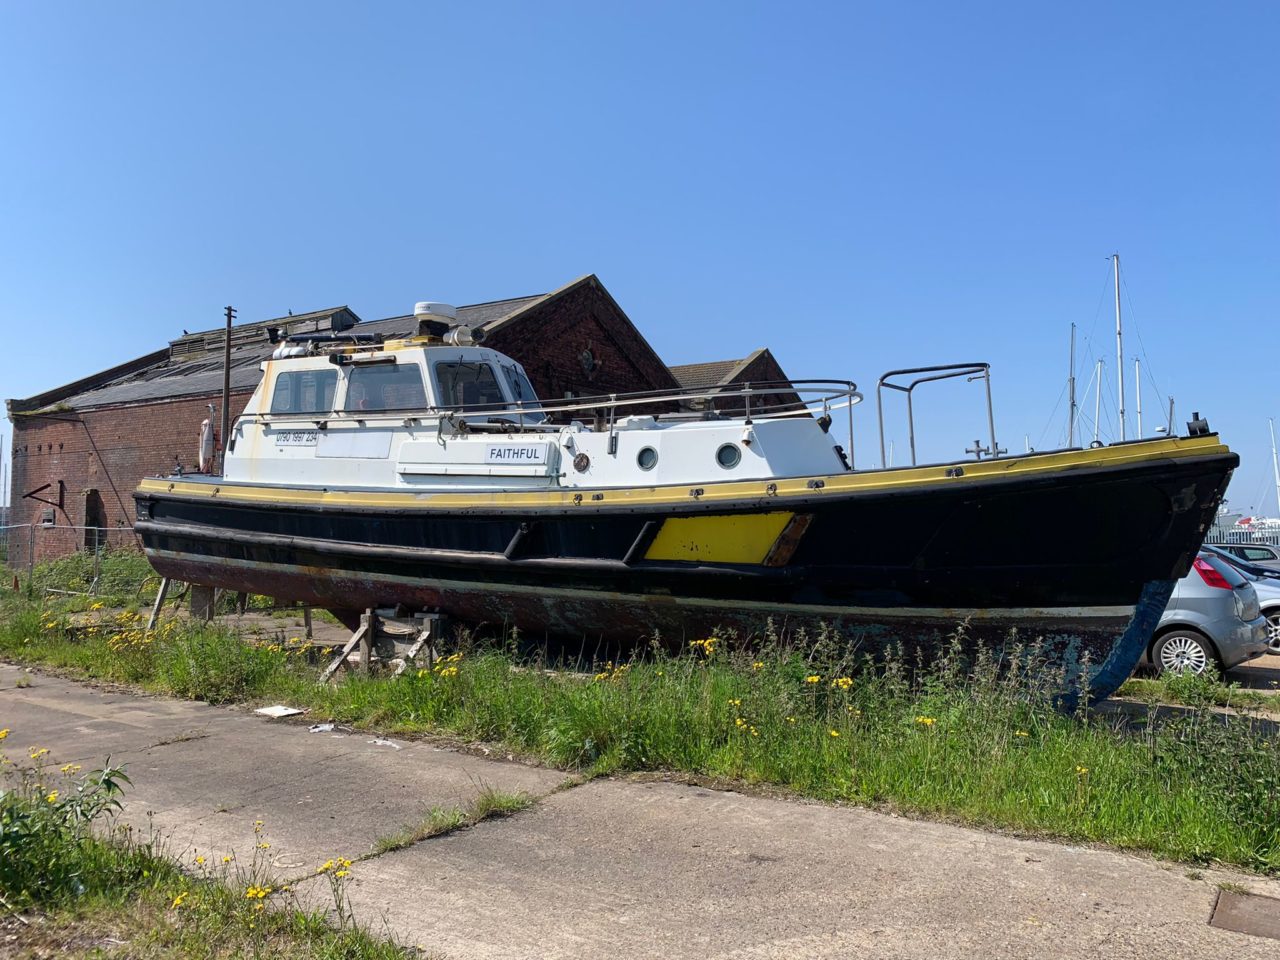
[237,379,867,468]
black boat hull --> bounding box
[134,436,1236,702]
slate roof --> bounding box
[669,350,769,389]
[10,295,551,413]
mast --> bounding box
[1270,418,1280,518]
[1093,358,1103,445]
[1113,254,1126,440]
[1134,357,1142,437]
[1067,323,1077,446]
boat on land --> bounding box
[133,302,1237,703]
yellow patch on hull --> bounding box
[644,512,795,564]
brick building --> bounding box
[7,274,790,562]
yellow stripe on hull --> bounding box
[136,435,1231,512]
[644,512,795,564]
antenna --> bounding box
[1113,254,1126,441]
[1093,358,1103,445]
[1134,357,1142,438]
[1067,323,1077,447]
[1270,418,1280,518]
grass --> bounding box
[372,786,533,855]
[1118,671,1277,712]
[5,563,1280,875]
[0,750,416,958]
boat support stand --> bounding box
[320,608,448,684]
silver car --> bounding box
[1201,544,1280,653]
[1207,541,1280,572]
[1144,551,1269,675]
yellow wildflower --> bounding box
[752,661,764,671]
[29,747,49,760]
[195,855,206,866]
[914,716,936,727]
[60,763,82,774]
[0,729,8,740]
[829,729,840,738]
[46,790,59,803]
[831,677,853,691]
[727,698,741,707]
[804,675,821,684]
[222,855,234,864]
[334,869,349,878]
[1014,730,1030,738]
[171,891,188,909]
[1075,765,1089,776]
[257,841,270,849]
[785,716,797,724]
[317,859,335,874]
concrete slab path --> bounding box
[3,662,1280,959]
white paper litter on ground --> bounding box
[368,738,401,750]
[255,705,304,718]
[309,722,336,733]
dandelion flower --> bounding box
[1075,765,1089,776]
[727,698,741,707]
[752,662,764,671]
[222,855,234,864]
[195,855,206,866]
[785,716,797,724]
[257,841,270,850]
[804,675,821,684]
[45,790,59,803]
[60,763,82,774]
[1014,730,1030,738]
[914,716,936,727]
[334,869,349,878]
[0,729,8,740]
[828,729,840,738]
[29,747,49,760]
[171,891,188,909]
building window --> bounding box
[434,362,506,410]
[270,369,338,415]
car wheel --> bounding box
[1267,611,1280,655]
[1153,630,1218,676]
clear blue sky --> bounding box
[2,2,1277,512]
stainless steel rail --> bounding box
[876,363,1001,467]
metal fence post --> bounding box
[27,524,35,598]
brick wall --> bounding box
[487,276,679,404]
[9,392,252,562]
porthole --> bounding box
[716,443,742,469]
[637,447,658,471]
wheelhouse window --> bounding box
[434,361,507,410]
[270,369,338,415]
[343,363,428,412]
[499,364,547,423]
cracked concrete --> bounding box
[4,662,1280,958]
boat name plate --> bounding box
[486,443,550,465]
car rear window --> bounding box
[1199,553,1248,588]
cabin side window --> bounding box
[499,364,547,423]
[434,362,507,410]
[343,363,428,412]
[270,369,338,415]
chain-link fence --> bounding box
[2,523,155,602]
